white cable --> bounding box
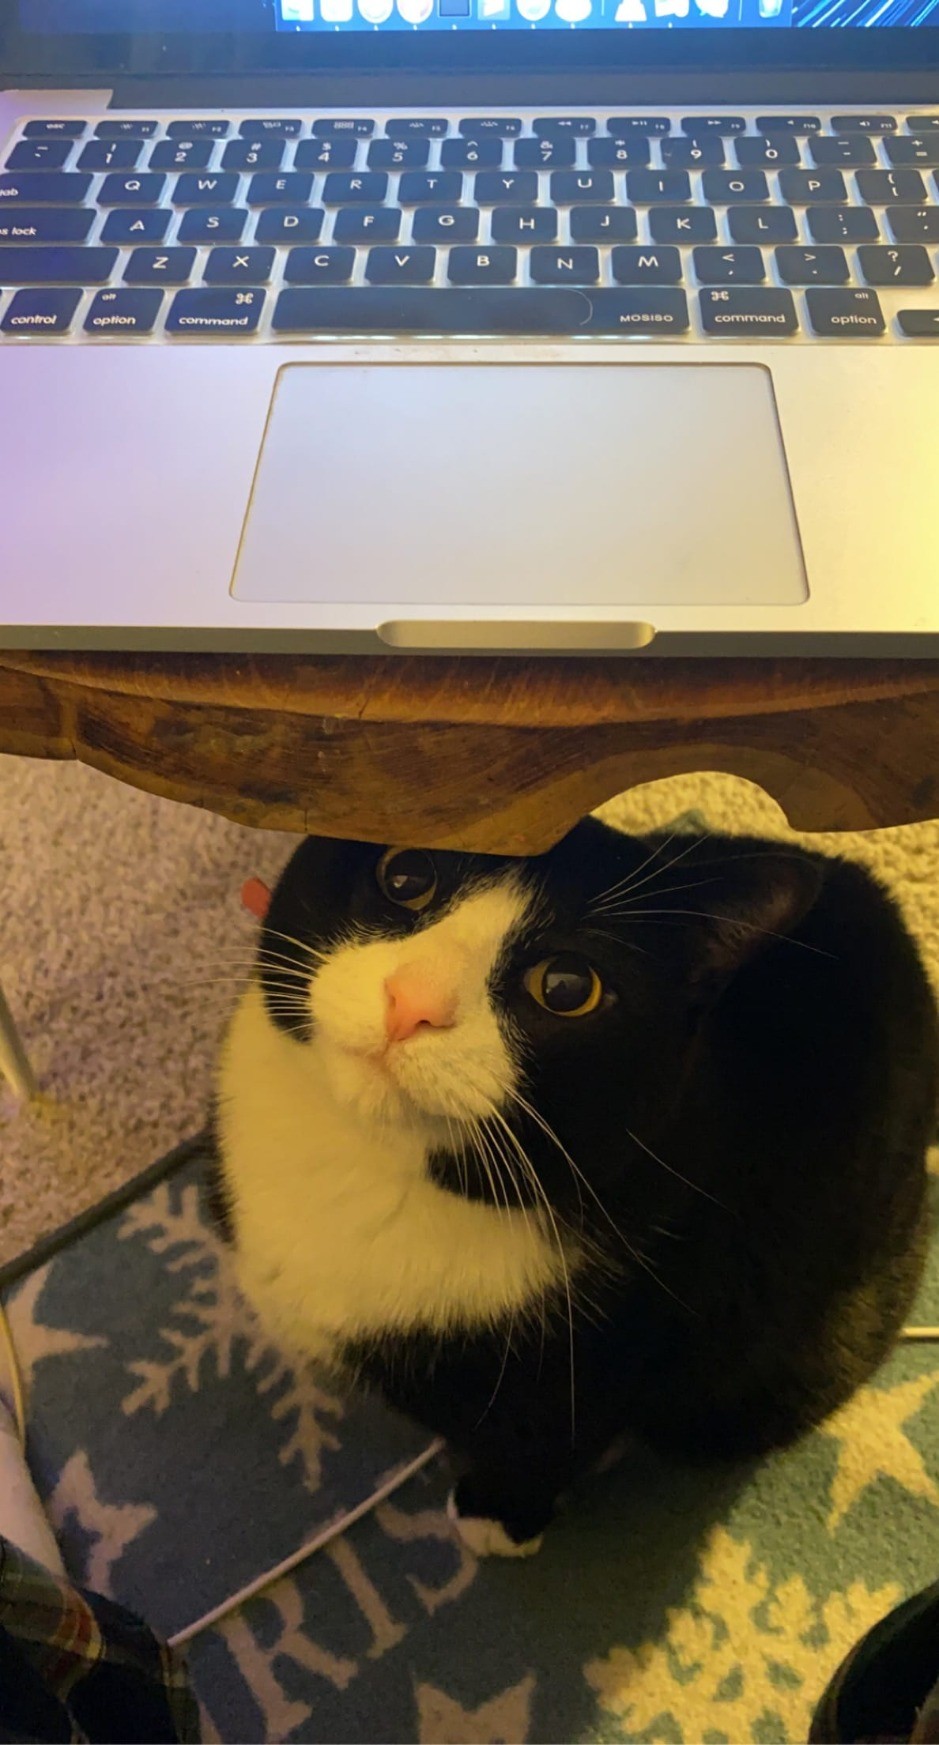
[167,1438,445,1650]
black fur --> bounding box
[232,819,939,1548]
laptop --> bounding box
[1,0,937,655]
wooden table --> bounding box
[1,651,938,855]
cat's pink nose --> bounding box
[384,969,457,1044]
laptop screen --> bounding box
[14,0,939,33]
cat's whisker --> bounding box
[482,1101,577,1442]
[588,830,713,914]
[600,908,837,958]
[590,873,724,916]
[504,1089,690,1309]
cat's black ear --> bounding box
[682,851,825,998]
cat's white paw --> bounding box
[446,1491,543,1559]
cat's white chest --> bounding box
[217,985,562,1360]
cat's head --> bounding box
[256,817,821,1220]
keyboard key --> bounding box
[858,243,934,285]
[727,205,797,243]
[888,206,939,242]
[515,138,577,168]
[755,115,821,134]
[626,170,691,203]
[693,245,765,283]
[806,286,884,335]
[550,170,614,204]
[649,207,717,244]
[776,245,850,284]
[699,287,797,335]
[273,286,592,332]
[661,137,725,168]
[23,121,86,138]
[85,287,163,333]
[0,207,93,243]
[607,116,670,136]
[778,169,847,203]
[398,171,463,204]
[808,136,876,167]
[906,116,939,131]
[178,207,249,242]
[441,139,503,169]
[124,247,196,284]
[166,287,265,334]
[367,139,430,169]
[532,116,595,137]
[78,139,145,170]
[529,245,599,284]
[99,172,166,205]
[0,245,116,283]
[6,140,73,170]
[384,118,449,137]
[203,246,275,283]
[681,115,746,135]
[254,206,323,243]
[246,171,314,205]
[569,205,637,242]
[172,172,239,205]
[832,113,897,133]
[333,206,401,243]
[101,207,172,243]
[857,169,926,204]
[322,171,387,204]
[611,244,682,284]
[311,118,375,137]
[584,288,689,334]
[458,117,521,136]
[0,172,91,204]
[586,138,649,168]
[885,136,939,166]
[149,139,215,170]
[475,171,538,204]
[807,205,879,242]
[448,246,517,284]
[222,139,285,171]
[897,308,939,336]
[491,207,557,243]
[284,246,355,282]
[365,245,436,283]
[412,206,479,242]
[702,170,769,203]
[95,120,158,138]
[238,118,302,137]
[294,138,358,169]
[1,286,83,332]
[735,136,801,167]
[167,120,231,137]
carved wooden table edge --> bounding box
[1,651,937,855]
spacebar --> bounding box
[272,287,593,333]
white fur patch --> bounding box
[216,875,569,1362]
[446,1492,543,1559]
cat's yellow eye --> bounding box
[376,848,438,913]
[524,954,604,1019]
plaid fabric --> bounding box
[0,1536,200,1744]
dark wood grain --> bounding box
[1,652,937,853]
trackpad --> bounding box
[232,362,806,607]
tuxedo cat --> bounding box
[212,820,938,1556]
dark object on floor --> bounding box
[0,1536,200,1744]
[810,1578,939,1744]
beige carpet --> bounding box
[2,750,938,1267]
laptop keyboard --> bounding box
[2,108,939,343]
